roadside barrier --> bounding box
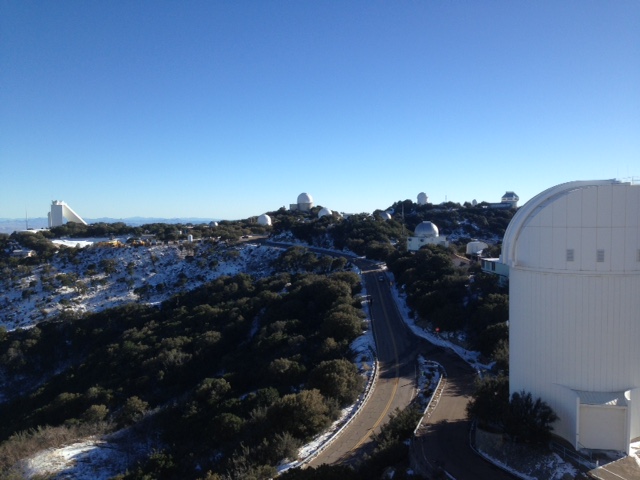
[413,361,447,436]
[294,345,380,468]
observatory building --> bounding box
[317,207,332,218]
[48,200,87,228]
[378,211,393,221]
[407,221,448,251]
[417,192,429,205]
[290,193,314,212]
[501,191,519,208]
[502,180,640,453]
[257,214,272,226]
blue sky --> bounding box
[1,1,638,220]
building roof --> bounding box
[414,221,439,237]
[318,207,332,218]
[501,179,623,267]
[297,192,313,204]
[576,390,628,407]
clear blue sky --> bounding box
[1,1,638,220]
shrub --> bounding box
[117,396,149,427]
[504,391,558,445]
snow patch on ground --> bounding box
[1,241,280,331]
[384,270,492,372]
[5,241,369,478]
[18,438,129,480]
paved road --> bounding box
[310,263,515,478]
[261,243,514,477]
[413,344,514,479]
[589,456,640,480]
[308,266,421,466]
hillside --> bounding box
[0,205,516,479]
[1,239,280,331]
[0,229,376,478]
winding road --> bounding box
[260,243,514,478]
[306,258,513,479]
[307,266,420,466]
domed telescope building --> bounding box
[290,192,314,212]
[257,214,272,226]
[317,207,332,218]
[407,221,448,251]
[501,179,640,453]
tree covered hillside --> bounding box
[0,271,368,478]
[0,200,516,479]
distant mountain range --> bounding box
[0,217,219,234]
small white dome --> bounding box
[318,207,332,218]
[297,192,313,204]
[466,241,488,255]
[257,214,272,226]
[414,221,439,237]
[378,211,392,221]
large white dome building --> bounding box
[502,180,640,453]
[290,193,314,212]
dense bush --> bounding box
[388,245,468,332]
[0,270,366,478]
[467,378,557,446]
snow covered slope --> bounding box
[1,240,280,331]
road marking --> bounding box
[347,275,401,452]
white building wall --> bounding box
[49,205,65,227]
[505,180,640,452]
[509,268,640,447]
[48,201,87,227]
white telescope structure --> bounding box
[503,179,640,453]
[48,200,87,228]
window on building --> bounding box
[597,249,605,263]
[566,249,574,262]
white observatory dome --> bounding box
[505,180,640,453]
[417,192,429,205]
[378,211,392,221]
[318,207,332,218]
[297,193,313,204]
[257,214,272,226]
[414,221,439,237]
